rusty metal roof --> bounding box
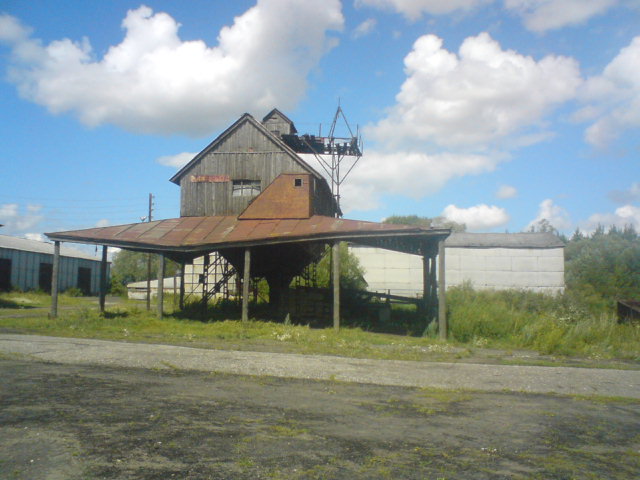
[46,215,449,255]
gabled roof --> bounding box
[169,113,321,185]
[262,108,297,134]
[445,232,565,248]
[0,234,104,261]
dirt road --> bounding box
[1,335,639,479]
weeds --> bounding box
[1,288,639,362]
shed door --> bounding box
[0,258,11,291]
[77,267,92,295]
[39,263,53,293]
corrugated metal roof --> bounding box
[0,234,103,261]
[445,232,565,248]
[46,215,450,255]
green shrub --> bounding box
[446,284,640,359]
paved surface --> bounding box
[1,333,639,398]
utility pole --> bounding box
[146,193,154,311]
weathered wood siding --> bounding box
[180,121,318,217]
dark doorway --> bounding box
[77,267,92,295]
[39,263,53,293]
[0,258,11,291]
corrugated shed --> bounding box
[0,234,101,260]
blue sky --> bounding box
[1,0,639,244]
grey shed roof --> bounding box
[0,234,104,261]
[445,232,565,248]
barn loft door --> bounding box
[0,258,11,291]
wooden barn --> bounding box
[45,109,451,333]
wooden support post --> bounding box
[422,244,431,333]
[146,253,152,311]
[157,253,165,319]
[179,260,185,311]
[50,241,60,318]
[242,248,251,322]
[438,239,447,340]
[332,241,340,330]
[99,245,108,313]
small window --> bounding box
[232,180,261,197]
[294,178,303,187]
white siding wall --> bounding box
[350,245,565,297]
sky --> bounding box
[1,0,639,249]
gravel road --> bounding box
[1,333,639,398]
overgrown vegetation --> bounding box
[446,284,639,359]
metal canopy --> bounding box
[46,215,450,258]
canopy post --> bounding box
[179,259,185,311]
[242,248,251,322]
[50,241,60,318]
[438,239,447,340]
[332,241,340,330]
[99,245,108,313]
[157,253,165,319]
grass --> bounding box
[447,284,640,361]
[1,288,639,365]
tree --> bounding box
[110,249,179,288]
[295,242,368,291]
[565,225,640,306]
[383,215,466,232]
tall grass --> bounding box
[447,284,640,359]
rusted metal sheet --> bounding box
[239,174,312,220]
[46,215,450,255]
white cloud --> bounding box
[578,36,640,147]
[339,150,500,212]
[0,203,44,232]
[95,219,110,228]
[367,32,582,150]
[357,0,621,31]
[608,182,640,204]
[504,0,618,32]
[584,204,640,231]
[0,2,343,136]
[156,152,198,168]
[355,0,492,19]
[353,18,377,38]
[527,198,572,231]
[496,184,518,199]
[442,204,510,231]
[23,233,45,242]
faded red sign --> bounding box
[190,175,230,183]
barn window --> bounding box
[294,178,303,187]
[232,180,261,197]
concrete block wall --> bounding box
[351,245,565,297]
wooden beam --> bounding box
[438,239,447,340]
[242,248,251,322]
[157,253,165,319]
[332,241,340,330]
[50,241,60,318]
[179,260,185,311]
[99,245,108,313]
[422,245,431,333]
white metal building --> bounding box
[351,232,565,297]
[0,234,108,294]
